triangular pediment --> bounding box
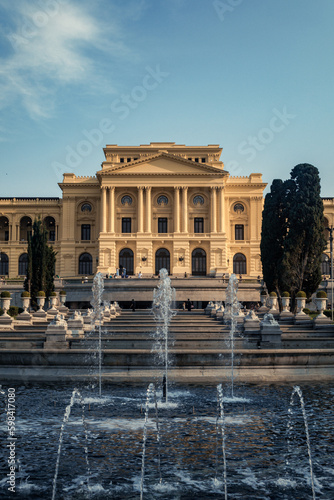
[97,152,227,177]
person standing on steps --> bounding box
[130,299,136,312]
[186,298,192,312]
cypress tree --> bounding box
[260,179,287,293]
[279,164,326,298]
[24,219,56,302]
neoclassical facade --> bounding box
[1,141,331,279]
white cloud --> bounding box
[0,1,132,119]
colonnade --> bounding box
[100,185,225,234]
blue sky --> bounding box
[0,0,333,197]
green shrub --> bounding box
[296,291,306,298]
[8,306,23,317]
[282,291,290,297]
[269,292,277,297]
[1,291,11,298]
[324,310,333,318]
[37,291,45,297]
[49,292,57,297]
[59,290,66,296]
[0,307,3,316]
[303,308,311,314]
[21,291,30,298]
[316,290,327,298]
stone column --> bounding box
[138,186,144,233]
[174,186,180,233]
[108,187,115,233]
[211,187,217,233]
[101,187,107,233]
[218,187,225,233]
[182,187,188,233]
[145,186,152,233]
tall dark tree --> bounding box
[280,164,326,297]
[260,179,287,293]
[24,219,56,300]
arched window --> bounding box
[193,195,204,206]
[155,248,170,275]
[121,195,133,206]
[321,254,330,276]
[18,253,28,275]
[233,253,246,275]
[0,253,9,275]
[0,216,9,242]
[78,253,92,275]
[157,195,168,206]
[233,203,245,213]
[81,203,92,212]
[192,248,206,276]
[20,216,32,241]
[43,216,56,241]
[119,248,134,275]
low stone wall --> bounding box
[0,348,333,383]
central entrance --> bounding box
[192,248,206,276]
[119,248,134,275]
[155,248,170,275]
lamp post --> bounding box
[326,226,333,321]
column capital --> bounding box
[174,186,181,190]
[181,186,188,191]
[144,185,152,191]
[210,186,219,191]
[137,185,145,191]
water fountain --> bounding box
[151,268,176,403]
[91,272,104,397]
[224,273,241,398]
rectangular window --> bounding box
[194,217,204,233]
[201,158,206,163]
[122,218,131,233]
[127,158,131,162]
[49,230,56,242]
[158,218,168,233]
[81,224,91,241]
[4,231,9,241]
[120,158,124,163]
[195,158,199,162]
[235,224,244,240]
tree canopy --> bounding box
[261,164,326,298]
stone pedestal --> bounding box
[244,310,261,333]
[67,311,84,337]
[313,298,332,329]
[216,304,225,320]
[44,315,69,348]
[205,301,214,315]
[260,314,282,344]
[210,304,219,318]
[0,314,14,330]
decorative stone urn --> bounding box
[279,294,294,321]
[314,297,327,317]
[1,295,11,317]
[210,303,219,317]
[17,293,32,322]
[34,293,47,319]
[0,292,13,328]
[296,297,306,314]
[216,303,225,320]
[294,292,310,324]
[281,297,290,312]
[58,292,68,313]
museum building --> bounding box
[0,142,332,279]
